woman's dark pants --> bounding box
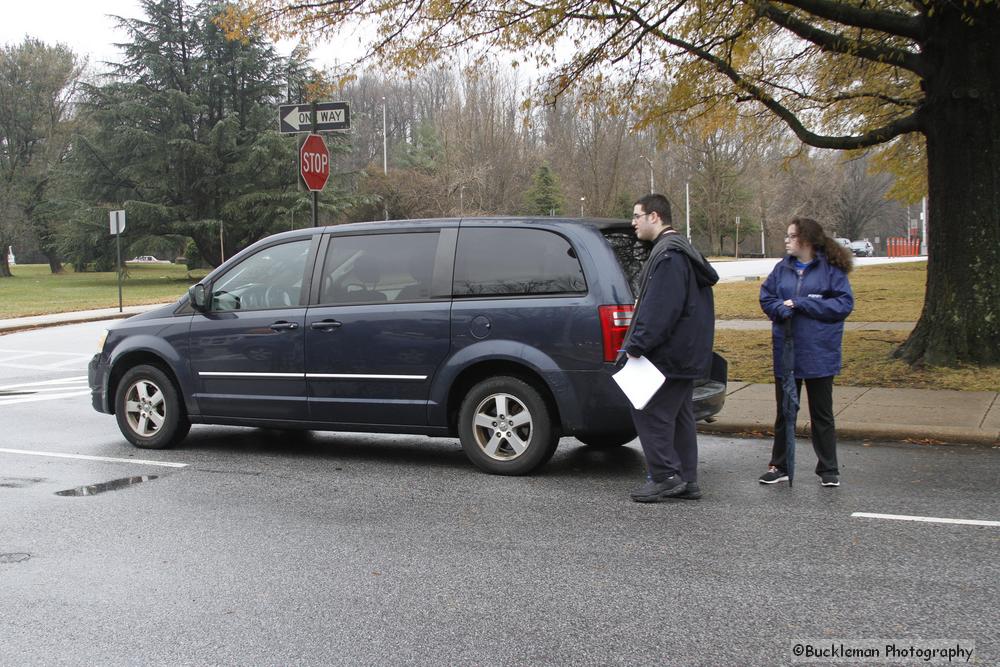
[771,376,839,475]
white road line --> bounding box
[0,390,92,406]
[0,376,88,390]
[0,348,89,357]
[852,512,1000,527]
[0,362,89,371]
[0,352,48,362]
[0,448,188,468]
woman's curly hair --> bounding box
[790,217,853,273]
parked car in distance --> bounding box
[89,217,727,475]
[128,255,171,263]
[849,240,874,257]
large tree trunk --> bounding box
[0,252,10,278]
[896,3,1000,366]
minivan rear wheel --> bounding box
[114,364,190,449]
[458,376,557,475]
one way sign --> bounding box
[278,101,351,134]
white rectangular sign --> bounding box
[109,210,126,235]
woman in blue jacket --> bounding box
[758,217,854,487]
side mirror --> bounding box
[188,284,209,312]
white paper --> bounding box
[612,355,666,410]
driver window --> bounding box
[210,240,311,312]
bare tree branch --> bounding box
[754,2,923,75]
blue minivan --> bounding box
[89,217,726,474]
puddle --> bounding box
[0,477,45,488]
[55,475,159,497]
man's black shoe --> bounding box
[675,481,702,500]
[630,475,687,503]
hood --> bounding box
[652,231,719,287]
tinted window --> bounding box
[210,239,311,311]
[318,232,440,305]
[601,228,649,295]
[453,228,586,297]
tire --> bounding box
[458,376,557,475]
[577,432,636,449]
[114,364,190,449]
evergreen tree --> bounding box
[523,164,564,216]
[67,0,356,269]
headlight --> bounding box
[96,329,109,353]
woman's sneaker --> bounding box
[759,466,789,484]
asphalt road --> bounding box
[1,321,996,666]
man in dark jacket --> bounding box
[623,194,719,502]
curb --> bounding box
[698,420,1000,447]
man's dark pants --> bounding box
[630,378,697,483]
[770,376,839,475]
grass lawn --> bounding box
[713,262,999,391]
[716,329,1000,392]
[715,261,926,321]
[0,264,207,318]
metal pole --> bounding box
[920,196,928,255]
[761,225,766,257]
[735,216,740,259]
[639,154,654,193]
[382,96,388,221]
[311,102,319,228]
[685,182,691,242]
[580,197,585,216]
[219,220,225,262]
[115,221,123,313]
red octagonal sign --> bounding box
[300,133,330,191]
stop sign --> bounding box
[299,134,330,191]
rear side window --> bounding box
[601,228,649,295]
[318,232,440,305]
[453,228,586,297]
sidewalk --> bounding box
[2,306,997,446]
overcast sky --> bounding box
[0,0,352,72]
[0,0,139,66]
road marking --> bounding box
[0,390,91,407]
[0,376,88,390]
[0,448,188,468]
[852,512,1000,527]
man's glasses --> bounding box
[785,233,799,239]
[632,212,650,220]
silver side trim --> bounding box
[198,372,304,378]
[306,374,427,381]
[197,372,427,381]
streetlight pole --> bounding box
[382,96,388,221]
[685,182,692,242]
[639,154,654,193]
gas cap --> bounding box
[470,315,493,340]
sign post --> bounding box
[300,132,330,227]
[110,210,126,312]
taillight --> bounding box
[598,304,634,362]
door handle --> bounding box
[269,321,300,331]
[310,319,343,331]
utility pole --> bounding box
[735,216,741,259]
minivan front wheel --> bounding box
[114,364,190,449]
[458,377,557,475]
